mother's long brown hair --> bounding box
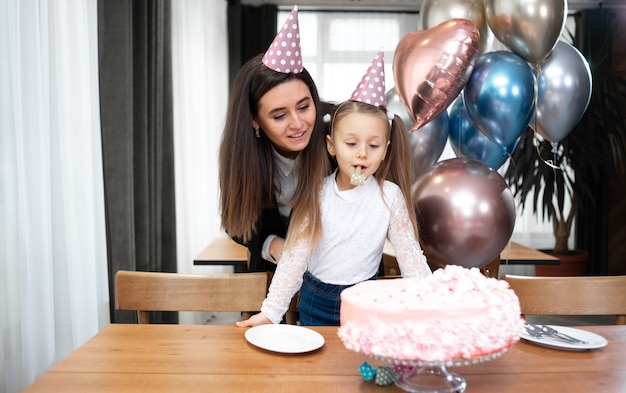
[219,55,331,242]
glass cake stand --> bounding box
[367,348,508,393]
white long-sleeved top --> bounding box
[261,172,432,323]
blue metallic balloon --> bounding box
[463,51,535,148]
[448,98,518,170]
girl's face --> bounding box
[326,111,390,191]
[252,79,316,159]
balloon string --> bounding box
[534,132,560,170]
[459,94,465,158]
[505,145,522,260]
[502,238,512,266]
[534,63,540,113]
[532,63,560,170]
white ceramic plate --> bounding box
[245,325,325,353]
[520,325,608,351]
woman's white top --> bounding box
[261,172,432,323]
[272,150,297,219]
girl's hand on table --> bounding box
[236,312,272,327]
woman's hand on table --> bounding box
[236,312,272,327]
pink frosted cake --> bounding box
[338,265,523,362]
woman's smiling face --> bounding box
[252,79,316,159]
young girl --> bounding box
[237,52,432,327]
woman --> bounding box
[218,11,333,272]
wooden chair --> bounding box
[479,255,500,278]
[502,274,626,325]
[115,270,269,324]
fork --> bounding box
[535,325,588,344]
[525,324,588,344]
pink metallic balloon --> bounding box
[413,157,515,269]
[393,19,480,131]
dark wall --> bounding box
[227,2,277,90]
[608,8,626,275]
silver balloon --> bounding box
[485,0,567,63]
[386,88,449,179]
[410,112,450,179]
[420,0,495,54]
[532,41,592,143]
[413,157,516,269]
[386,87,415,131]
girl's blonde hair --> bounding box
[285,100,419,250]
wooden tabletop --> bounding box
[498,241,560,265]
[193,237,249,272]
[23,324,625,392]
[193,237,559,275]
[384,239,559,265]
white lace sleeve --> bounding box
[387,189,432,278]
[260,227,310,324]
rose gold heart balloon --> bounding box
[393,19,480,131]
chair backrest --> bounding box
[502,274,626,325]
[115,270,269,323]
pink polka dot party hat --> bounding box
[350,49,386,107]
[262,5,303,74]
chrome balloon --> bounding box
[485,0,567,63]
[463,51,535,148]
[420,0,495,54]
[386,88,449,179]
[393,19,480,131]
[410,111,450,179]
[448,98,517,170]
[413,157,516,269]
[532,41,592,143]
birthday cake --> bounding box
[338,265,523,362]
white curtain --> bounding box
[171,0,229,285]
[0,1,109,392]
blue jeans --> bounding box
[298,271,375,326]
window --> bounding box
[282,10,418,102]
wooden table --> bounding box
[384,240,559,265]
[194,237,249,272]
[497,241,560,265]
[382,240,559,277]
[23,324,626,392]
[194,238,559,276]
